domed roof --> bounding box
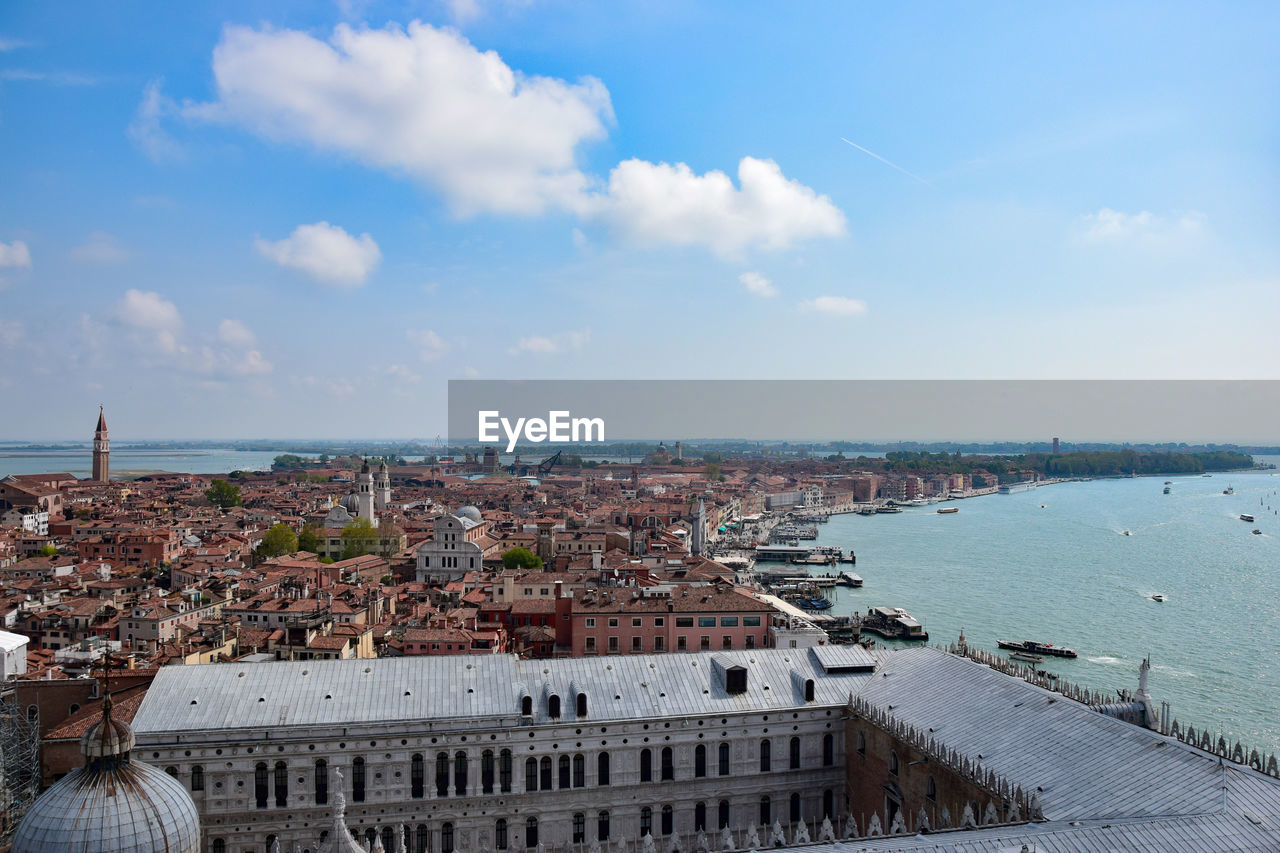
[456,505,483,523]
[340,492,361,512]
[12,695,200,853]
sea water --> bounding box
[774,459,1280,755]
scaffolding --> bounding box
[0,690,40,843]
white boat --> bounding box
[1151,594,1166,602]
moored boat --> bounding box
[997,639,1078,658]
[862,607,928,641]
[1009,651,1043,663]
[937,506,958,514]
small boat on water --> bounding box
[937,507,958,514]
[1241,514,1256,523]
[997,639,1078,659]
[1253,529,1263,535]
[1121,530,1132,536]
[837,571,863,588]
[1224,486,1234,495]
[1009,651,1043,663]
[799,598,833,611]
[1151,594,1166,602]
[1163,486,1171,494]
[1164,481,1172,485]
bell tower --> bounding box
[92,406,110,482]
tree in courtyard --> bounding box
[340,517,379,560]
[205,479,242,510]
[501,547,542,571]
[297,523,322,554]
[704,462,723,482]
[257,523,299,558]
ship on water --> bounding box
[997,481,1038,494]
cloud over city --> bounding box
[800,295,868,317]
[255,221,381,287]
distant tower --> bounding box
[691,498,706,556]
[1052,437,1060,454]
[356,458,375,523]
[375,460,392,511]
[92,406,110,482]
[674,441,683,461]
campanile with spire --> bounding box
[92,406,110,482]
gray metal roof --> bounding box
[850,646,1280,824]
[132,647,873,738]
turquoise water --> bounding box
[0,448,307,477]
[771,460,1280,755]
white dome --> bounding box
[13,703,200,853]
[456,505,483,523]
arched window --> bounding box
[496,818,508,850]
[888,750,899,776]
[482,749,495,794]
[573,812,586,844]
[212,840,225,853]
[695,801,707,831]
[695,744,707,777]
[577,693,588,717]
[438,752,451,797]
[500,749,513,793]
[640,748,652,782]
[822,733,834,766]
[411,753,425,799]
[382,827,396,852]
[598,810,611,841]
[559,754,571,789]
[856,731,866,756]
[442,822,455,853]
[759,796,771,827]
[661,805,673,836]
[661,746,674,781]
[573,753,585,788]
[254,762,268,809]
[454,751,468,795]
[352,757,366,802]
[823,788,834,818]
[415,825,430,853]
[539,756,552,790]
[525,757,538,792]
[365,830,378,846]
[190,765,204,791]
[165,766,178,778]
[789,737,801,769]
[598,752,610,786]
[640,807,653,837]
[315,759,328,805]
[548,694,561,719]
[760,739,771,772]
[925,775,937,802]
[521,695,533,716]
[790,792,801,824]
[718,742,730,776]
[274,760,288,807]
[25,705,37,724]
[804,679,815,702]
[718,800,730,829]
[525,817,538,849]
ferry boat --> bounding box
[1224,486,1234,495]
[861,607,928,641]
[1241,513,1256,523]
[937,506,959,514]
[997,639,1078,659]
[997,481,1037,494]
[837,571,863,588]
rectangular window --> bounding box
[677,636,687,651]
[654,617,664,627]
[632,617,642,627]
[608,636,619,652]
[698,617,716,627]
[675,617,694,628]
[653,636,665,651]
[720,617,739,627]
[608,618,619,628]
[585,618,596,628]
[631,636,642,652]
[585,637,596,652]
[700,636,710,650]
[743,616,761,627]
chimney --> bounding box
[554,581,563,600]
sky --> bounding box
[1,1,1278,440]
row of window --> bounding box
[584,616,763,628]
[213,793,839,853]
[585,634,758,652]
[197,734,837,809]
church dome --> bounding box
[340,492,361,513]
[456,505,483,523]
[12,695,201,853]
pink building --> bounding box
[567,586,774,656]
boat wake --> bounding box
[1087,655,1125,666]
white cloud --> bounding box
[71,232,130,264]
[507,329,590,355]
[0,320,23,348]
[0,240,32,268]
[593,156,846,257]
[387,363,421,382]
[739,271,777,298]
[0,69,99,86]
[128,79,184,162]
[800,296,867,317]
[191,22,613,216]
[255,222,381,287]
[115,289,183,352]
[217,318,256,349]
[0,38,30,52]
[408,329,449,361]
[1080,208,1206,243]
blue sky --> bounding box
[1,1,1277,439]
